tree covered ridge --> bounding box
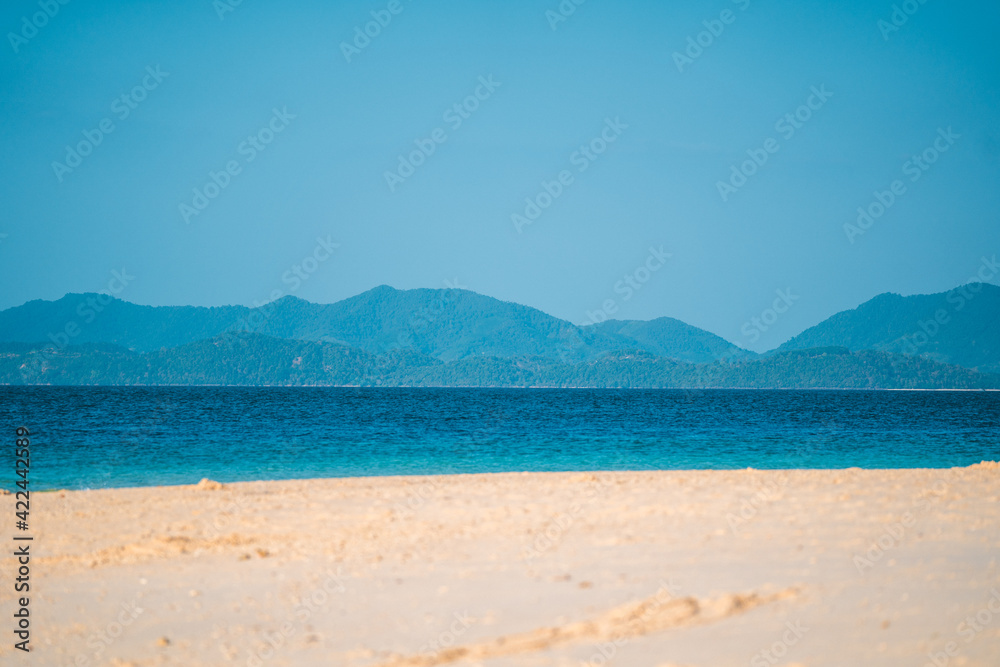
[2,334,997,389]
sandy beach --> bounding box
[3,464,999,666]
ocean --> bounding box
[2,386,998,490]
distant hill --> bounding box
[591,317,754,364]
[2,335,996,390]
[263,286,589,362]
[0,286,748,364]
[0,294,245,352]
[778,283,1000,373]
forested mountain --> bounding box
[591,317,754,364]
[777,283,1000,373]
[2,336,996,390]
[0,286,748,363]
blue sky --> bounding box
[1,0,998,351]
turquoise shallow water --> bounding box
[2,386,998,490]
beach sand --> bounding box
[2,464,999,666]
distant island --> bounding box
[1,283,998,389]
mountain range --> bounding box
[0,283,997,388]
[0,286,752,364]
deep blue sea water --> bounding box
[2,387,998,490]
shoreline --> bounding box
[4,383,1000,390]
[10,461,1000,494]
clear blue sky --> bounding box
[1,0,998,351]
